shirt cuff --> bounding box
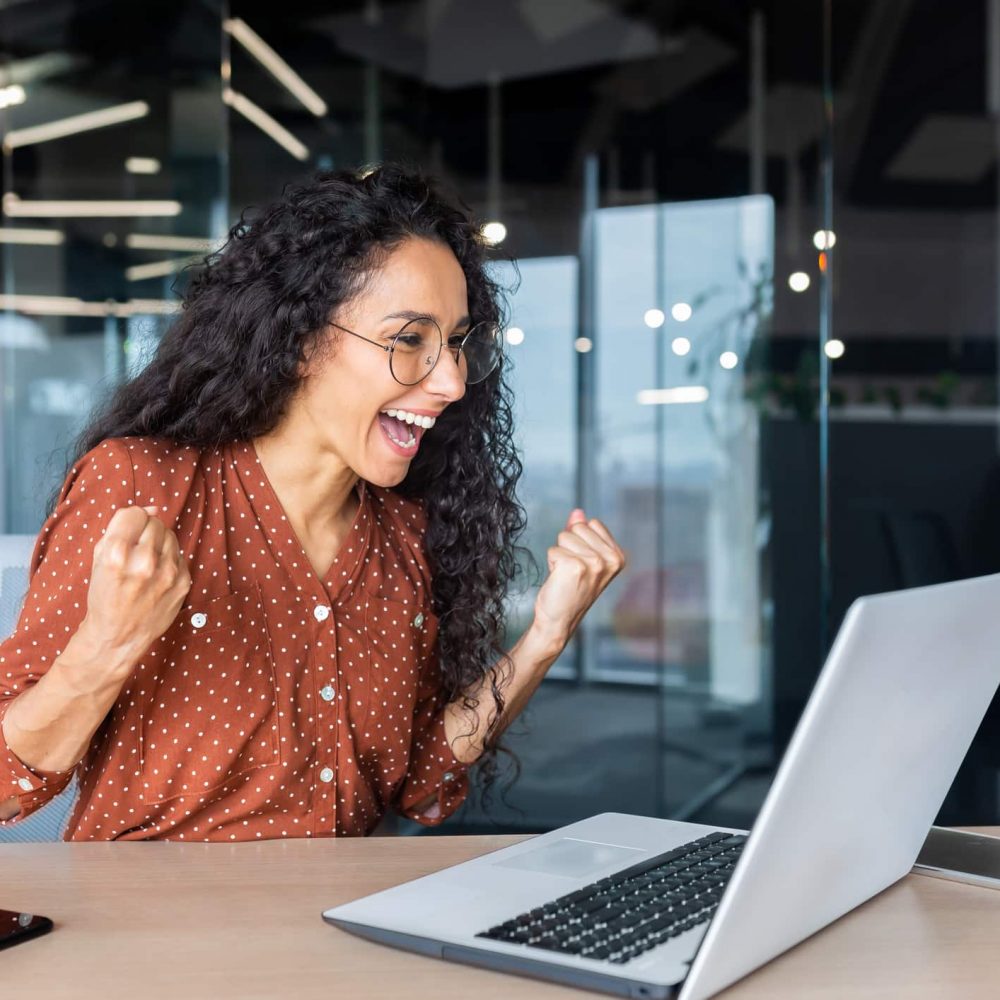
[0,702,75,822]
[397,711,471,826]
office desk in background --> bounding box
[3,831,1000,999]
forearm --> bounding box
[2,626,135,775]
[443,620,567,766]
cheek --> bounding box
[306,358,386,433]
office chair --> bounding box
[0,534,78,843]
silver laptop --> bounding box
[323,573,1000,1000]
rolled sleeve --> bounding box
[0,702,75,823]
[0,438,134,824]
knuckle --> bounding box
[130,552,157,579]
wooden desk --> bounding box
[3,831,1000,999]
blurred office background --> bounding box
[2,0,1000,835]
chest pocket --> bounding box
[361,591,439,724]
[138,586,281,805]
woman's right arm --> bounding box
[0,497,190,822]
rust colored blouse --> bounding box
[0,437,470,840]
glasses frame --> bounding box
[329,317,501,387]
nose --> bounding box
[424,344,466,403]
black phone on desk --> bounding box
[0,908,53,950]
[912,826,1000,889]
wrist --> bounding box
[57,621,137,696]
[525,615,571,661]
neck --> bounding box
[252,417,359,534]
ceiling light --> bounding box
[824,338,845,359]
[720,351,739,370]
[224,18,328,117]
[0,294,178,317]
[671,302,693,322]
[812,229,836,250]
[0,227,64,245]
[3,195,182,218]
[3,100,149,151]
[126,234,217,253]
[222,87,308,161]
[506,326,524,345]
[0,85,25,110]
[637,386,709,405]
[574,337,593,353]
[788,271,811,292]
[643,308,665,328]
[125,157,161,175]
[126,255,201,282]
[671,337,691,356]
[482,221,507,245]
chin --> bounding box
[363,464,410,489]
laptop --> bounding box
[323,573,1000,1000]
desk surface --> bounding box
[4,830,1000,999]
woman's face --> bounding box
[296,235,469,487]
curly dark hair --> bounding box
[64,163,527,808]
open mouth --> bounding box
[377,407,437,455]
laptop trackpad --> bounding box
[493,838,645,878]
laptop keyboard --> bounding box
[476,831,747,965]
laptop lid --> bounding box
[679,573,1000,1000]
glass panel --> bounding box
[492,255,579,673]
[0,0,226,531]
[592,196,774,820]
[824,1,1000,824]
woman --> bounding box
[0,164,625,841]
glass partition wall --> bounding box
[4,1,999,834]
[0,0,227,531]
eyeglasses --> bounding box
[330,315,503,387]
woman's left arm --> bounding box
[444,507,627,765]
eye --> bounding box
[447,333,465,349]
[394,333,424,349]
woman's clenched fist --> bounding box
[77,505,192,672]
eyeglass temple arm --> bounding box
[329,321,392,353]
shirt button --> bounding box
[319,767,335,783]
[320,685,335,702]
[17,777,33,792]
[413,612,425,628]
[191,612,207,628]
[313,604,331,622]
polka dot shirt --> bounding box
[0,437,470,840]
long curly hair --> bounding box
[64,163,527,807]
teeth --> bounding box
[381,408,436,429]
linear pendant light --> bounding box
[223,18,327,116]
[3,100,150,151]
[3,195,182,218]
[222,87,309,161]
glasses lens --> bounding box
[459,323,502,384]
[389,317,442,385]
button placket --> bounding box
[311,591,337,838]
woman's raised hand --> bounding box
[531,508,627,649]
[78,505,192,671]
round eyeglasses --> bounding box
[331,316,503,386]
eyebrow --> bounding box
[381,310,472,329]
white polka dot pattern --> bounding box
[0,437,470,840]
